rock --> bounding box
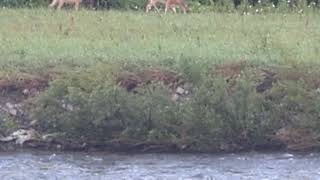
[65,104,74,111]
[22,89,30,95]
[0,102,23,117]
[0,135,16,142]
[5,102,14,109]
[171,94,180,102]
[5,102,18,116]
[0,129,40,145]
[171,86,192,103]
[256,76,274,93]
[61,103,73,111]
[61,100,75,111]
[56,144,62,149]
[13,129,40,145]
[29,120,38,126]
[256,69,276,93]
[176,87,185,95]
[42,132,64,142]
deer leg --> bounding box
[180,6,186,14]
[49,0,58,8]
[146,0,157,13]
[174,0,187,14]
[154,5,161,13]
[180,3,187,14]
[165,1,170,14]
[57,0,64,10]
[89,0,96,9]
[75,1,80,10]
[170,5,176,13]
[145,4,151,12]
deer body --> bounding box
[49,0,82,10]
[146,0,187,14]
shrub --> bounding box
[29,62,301,150]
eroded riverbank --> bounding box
[2,61,320,153]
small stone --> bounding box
[6,102,15,109]
[42,132,63,141]
[176,87,185,95]
[61,101,74,111]
[81,142,87,147]
[22,89,30,95]
[56,144,62,149]
[0,136,16,142]
[66,104,74,111]
[5,102,17,116]
[49,153,56,160]
[11,129,40,145]
[29,120,38,126]
[171,94,180,102]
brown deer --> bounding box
[145,0,187,14]
[49,0,82,10]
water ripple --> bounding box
[0,151,319,179]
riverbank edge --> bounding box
[2,61,320,153]
[0,138,291,153]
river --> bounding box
[0,151,319,180]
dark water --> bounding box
[0,151,319,180]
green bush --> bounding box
[29,61,318,150]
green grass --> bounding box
[1,9,320,72]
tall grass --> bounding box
[0,9,320,72]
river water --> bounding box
[0,151,319,180]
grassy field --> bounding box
[1,9,320,152]
[1,9,320,72]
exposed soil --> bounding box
[0,73,49,99]
[210,61,320,94]
[272,127,320,151]
[116,68,183,92]
[210,61,277,93]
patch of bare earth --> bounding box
[0,73,50,119]
[0,73,49,98]
[210,61,276,94]
[116,67,183,92]
[272,127,320,151]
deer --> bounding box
[145,0,187,14]
[49,0,82,10]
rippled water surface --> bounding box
[0,151,319,180]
